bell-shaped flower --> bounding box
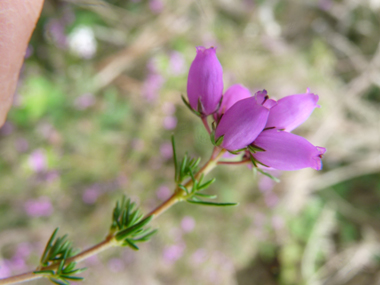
[187,46,223,115]
[265,92,319,132]
[217,84,251,117]
[215,94,273,151]
[250,129,326,171]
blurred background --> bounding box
[1,0,380,284]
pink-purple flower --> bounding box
[214,91,275,151]
[187,46,223,115]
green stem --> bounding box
[0,147,226,285]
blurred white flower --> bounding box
[68,26,97,59]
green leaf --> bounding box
[256,168,280,183]
[215,135,224,146]
[33,270,55,275]
[133,229,158,242]
[178,184,189,194]
[41,228,59,265]
[194,193,217,199]
[197,178,216,192]
[228,148,246,155]
[115,216,154,241]
[187,200,238,207]
[49,277,69,285]
[181,95,200,116]
[124,239,139,250]
[248,144,266,153]
[171,135,179,182]
[180,154,188,179]
[57,259,65,275]
[59,275,84,281]
[63,267,87,275]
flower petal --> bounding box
[251,129,325,170]
[265,93,319,131]
[187,46,223,115]
[215,97,269,151]
[218,84,251,115]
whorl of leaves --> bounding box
[34,228,86,285]
[111,196,157,250]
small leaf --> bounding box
[171,135,179,182]
[178,184,189,194]
[248,144,266,153]
[181,95,200,116]
[256,168,280,183]
[197,178,216,192]
[41,228,59,265]
[49,277,69,285]
[194,193,217,199]
[115,216,154,241]
[59,275,84,281]
[187,200,238,207]
[33,270,55,275]
[215,135,224,146]
[228,148,246,155]
[133,229,158,242]
[64,267,87,275]
[124,239,139,250]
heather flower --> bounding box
[248,90,325,170]
[187,46,223,115]
[215,84,251,120]
[265,92,319,131]
[214,92,275,151]
[251,129,326,170]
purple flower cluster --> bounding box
[186,46,325,171]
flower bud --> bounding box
[187,46,223,115]
[215,95,271,151]
[251,129,326,170]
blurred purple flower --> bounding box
[74,93,95,110]
[162,102,176,115]
[191,249,207,264]
[46,19,67,49]
[149,0,164,13]
[24,196,53,217]
[28,149,47,173]
[187,46,223,115]
[162,243,185,263]
[0,122,14,136]
[156,185,171,201]
[264,192,279,208]
[107,258,124,272]
[25,45,34,59]
[181,216,195,233]
[0,261,11,278]
[160,142,173,160]
[272,215,285,230]
[163,116,177,130]
[142,73,165,101]
[82,185,101,204]
[169,51,186,76]
[45,171,60,183]
[16,139,29,152]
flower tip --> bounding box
[317,146,326,156]
[306,87,311,93]
[196,46,216,54]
